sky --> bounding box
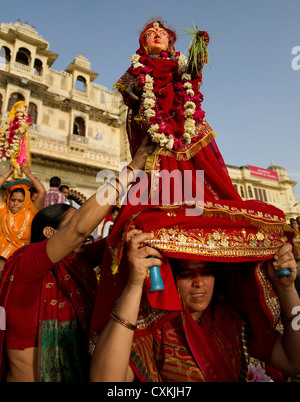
[1,0,300,199]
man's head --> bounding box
[111,206,120,221]
[60,185,70,199]
[49,176,61,188]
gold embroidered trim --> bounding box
[143,226,284,259]
[146,202,290,232]
[145,128,217,173]
[255,263,283,333]
[88,332,99,356]
[203,202,287,226]
[136,308,169,330]
[109,203,292,274]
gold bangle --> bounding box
[106,180,120,198]
[115,176,126,197]
[111,309,137,331]
[127,165,136,181]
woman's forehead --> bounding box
[178,260,209,270]
[10,192,24,199]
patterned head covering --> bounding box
[8,101,28,121]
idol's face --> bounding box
[144,27,169,55]
[176,260,215,321]
[16,104,26,114]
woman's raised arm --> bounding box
[45,136,154,264]
[90,231,162,382]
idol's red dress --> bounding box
[105,34,292,274]
[89,23,294,381]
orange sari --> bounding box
[0,184,38,259]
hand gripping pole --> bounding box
[147,256,164,292]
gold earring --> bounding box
[45,227,55,238]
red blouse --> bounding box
[5,240,52,349]
[4,238,105,350]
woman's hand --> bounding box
[129,135,155,172]
[7,165,14,176]
[126,231,163,288]
[20,163,32,178]
[0,165,14,183]
[268,236,300,376]
[267,237,298,290]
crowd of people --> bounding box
[0,165,81,278]
[0,152,299,383]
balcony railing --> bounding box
[11,61,32,74]
[29,129,120,169]
[0,61,43,82]
[69,133,89,145]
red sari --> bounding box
[130,304,259,382]
[0,239,100,382]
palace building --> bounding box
[0,20,129,203]
[0,21,299,221]
[227,164,300,221]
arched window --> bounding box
[247,186,253,198]
[240,186,245,198]
[34,59,43,76]
[7,93,25,111]
[263,189,268,202]
[0,46,11,64]
[73,116,85,137]
[100,93,105,103]
[75,76,86,92]
[28,102,37,124]
[16,47,31,66]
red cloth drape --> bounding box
[89,28,294,381]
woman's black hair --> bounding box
[30,203,72,243]
[10,188,25,197]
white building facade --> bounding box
[0,21,129,202]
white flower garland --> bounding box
[0,112,26,161]
[130,53,197,150]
